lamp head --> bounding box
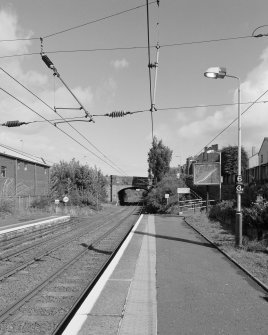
[204,67,226,79]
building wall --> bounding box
[0,154,49,197]
[0,156,16,196]
[248,153,258,169]
[17,160,35,195]
[259,138,268,165]
[36,165,50,195]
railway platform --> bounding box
[63,214,268,335]
[0,215,70,237]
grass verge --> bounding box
[185,212,268,287]
[0,203,119,227]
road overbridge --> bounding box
[107,175,150,204]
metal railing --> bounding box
[178,198,215,212]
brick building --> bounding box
[0,147,50,198]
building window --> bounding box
[1,166,7,177]
[44,167,47,174]
[261,154,263,164]
[24,163,28,171]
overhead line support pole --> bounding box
[150,43,160,141]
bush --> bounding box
[209,200,268,240]
[30,197,51,210]
[0,199,14,215]
[243,202,268,239]
[208,200,236,223]
[144,173,187,213]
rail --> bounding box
[0,206,142,334]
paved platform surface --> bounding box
[64,214,268,335]
[0,215,70,236]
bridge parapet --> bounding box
[107,175,149,202]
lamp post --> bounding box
[204,67,242,247]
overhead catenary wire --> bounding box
[0,2,157,43]
[4,100,268,126]
[195,88,268,157]
[1,32,268,60]
[43,1,157,39]
[0,66,128,176]
[0,85,127,175]
[40,52,93,120]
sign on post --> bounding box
[177,188,190,194]
[235,175,243,184]
[193,162,221,185]
[236,184,244,194]
[165,193,169,205]
[235,175,244,194]
[63,196,69,203]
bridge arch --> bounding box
[118,186,148,205]
[107,175,150,203]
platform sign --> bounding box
[177,188,190,194]
[235,175,243,184]
[193,162,221,186]
[236,184,244,194]
[165,194,170,199]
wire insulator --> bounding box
[41,54,55,69]
[105,111,131,118]
[3,120,27,127]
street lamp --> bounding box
[204,66,242,247]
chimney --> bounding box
[212,144,218,151]
[252,146,256,156]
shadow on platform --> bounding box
[134,230,216,249]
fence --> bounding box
[178,198,215,213]
[0,195,50,211]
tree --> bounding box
[148,137,173,182]
[50,158,107,207]
[221,145,248,177]
[144,171,187,213]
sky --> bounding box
[1,0,268,177]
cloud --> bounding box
[111,58,129,70]
[0,9,32,56]
[173,44,268,157]
[0,9,99,164]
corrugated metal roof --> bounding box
[0,146,50,167]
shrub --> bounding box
[144,173,187,213]
[30,197,51,210]
[208,200,236,223]
[0,199,14,215]
[243,202,268,239]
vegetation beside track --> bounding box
[0,201,116,227]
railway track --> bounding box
[0,206,141,334]
[0,207,127,264]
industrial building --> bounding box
[0,147,50,201]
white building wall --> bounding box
[248,153,259,169]
[258,138,268,165]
